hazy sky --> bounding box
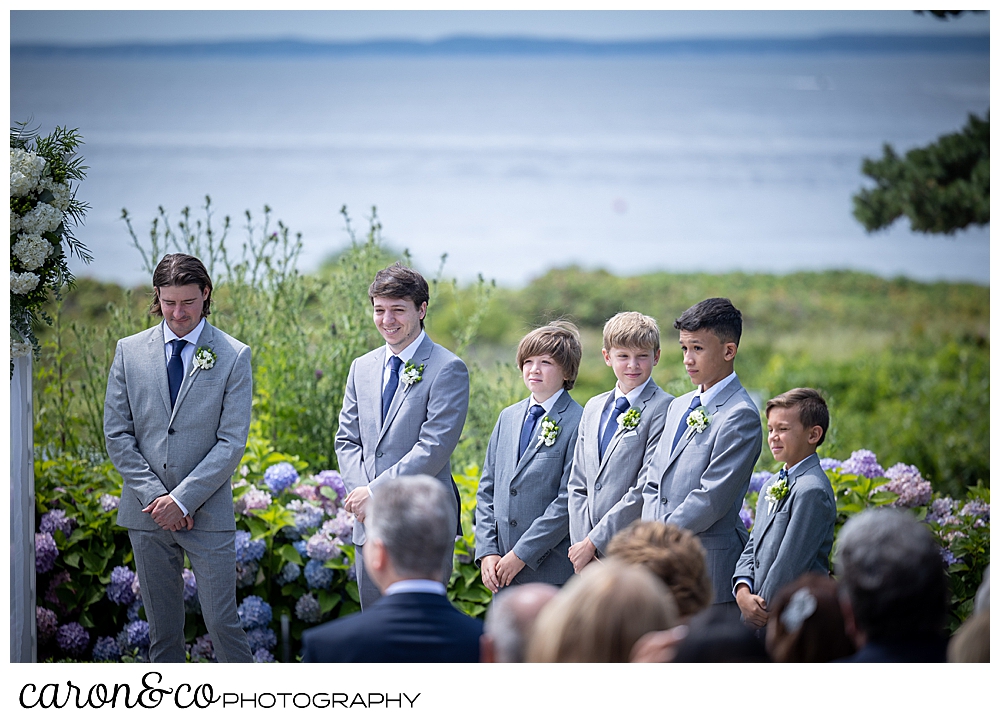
[10,9,989,44]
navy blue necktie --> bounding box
[382,355,403,423]
[671,395,702,451]
[778,468,788,482]
[599,396,631,462]
[167,339,186,409]
[518,404,546,460]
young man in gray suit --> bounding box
[733,388,836,629]
[641,298,762,614]
[104,253,253,662]
[337,263,469,609]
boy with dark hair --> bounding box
[475,321,584,590]
[641,297,762,615]
[733,388,837,629]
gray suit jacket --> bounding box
[732,453,836,605]
[641,376,762,604]
[335,333,469,546]
[567,380,673,554]
[105,321,252,532]
[474,391,583,585]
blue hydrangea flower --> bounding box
[840,449,885,479]
[253,648,276,663]
[189,634,216,663]
[126,620,150,649]
[295,592,322,623]
[304,559,334,590]
[278,561,301,585]
[879,463,932,508]
[99,494,120,512]
[35,532,59,573]
[314,469,347,502]
[287,500,325,534]
[237,595,273,629]
[36,606,58,643]
[293,540,309,557]
[246,626,277,652]
[106,565,138,606]
[740,501,754,531]
[40,509,76,537]
[747,471,771,494]
[92,636,121,662]
[236,561,259,588]
[126,599,144,622]
[235,530,267,563]
[940,547,961,566]
[56,622,90,657]
[264,462,299,495]
[819,458,843,472]
[306,532,339,562]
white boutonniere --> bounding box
[686,406,710,434]
[764,475,790,514]
[400,360,425,387]
[618,407,641,432]
[190,346,217,376]
[535,416,560,449]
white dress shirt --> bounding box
[384,579,447,596]
[698,370,738,406]
[525,387,564,422]
[161,317,206,517]
[598,376,652,440]
[381,329,427,390]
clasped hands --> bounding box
[142,495,194,532]
[735,584,769,629]
[479,552,526,593]
[343,486,371,523]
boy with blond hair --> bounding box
[567,312,674,572]
[475,321,584,590]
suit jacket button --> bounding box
[168,428,175,435]
[510,520,517,527]
[510,489,517,496]
[375,451,383,458]
[595,482,602,490]
[163,464,167,470]
[661,497,667,504]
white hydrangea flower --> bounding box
[10,148,46,197]
[39,177,72,212]
[10,338,32,358]
[18,202,62,236]
[10,209,21,233]
[12,234,52,271]
[10,271,40,295]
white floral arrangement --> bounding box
[535,416,560,449]
[618,407,641,432]
[190,346,218,376]
[765,474,790,514]
[686,406,710,434]
[10,122,90,372]
[400,360,425,387]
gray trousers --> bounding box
[129,527,252,663]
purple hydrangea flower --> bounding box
[236,561,259,588]
[182,568,198,601]
[927,497,956,525]
[287,500,325,534]
[940,547,961,566]
[99,494,120,512]
[45,570,71,612]
[40,509,76,537]
[126,600,144,622]
[253,648,276,663]
[56,622,90,657]
[840,449,885,479]
[748,471,772,494]
[306,532,339,562]
[238,595,273,629]
[323,508,355,541]
[304,559,334,590]
[92,636,121,662]
[246,626,277,652]
[106,566,138,606]
[879,463,932,508]
[36,607,58,643]
[959,499,990,524]
[189,634,216,662]
[314,470,347,502]
[126,620,150,649]
[740,501,755,531]
[236,487,273,516]
[263,462,299,495]
[278,561,301,585]
[819,458,843,472]
[291,483,319,501]
[235,530,267,563]
[295,592,322,623]
[35,532,59,573]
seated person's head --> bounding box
[673,298,742,389]
[363,475,455,591]
[947,611,989,663]
[765,388,829,468]
[835,508,949,646]
[526,561,679,663]
[516,320,582,401]
[481,583,558,663]
[606,521,713,621]
[671,605,770,663]
[765,573,856,663]
[601,311,661,394]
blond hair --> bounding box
[515,320,582,390]
[602,311,660,353]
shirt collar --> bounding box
[384,579,447,596]
[614,376,651,407]
[530,387,564,414]
[385,329,426,367]
[163,318,206,346]
[698,371,738,408]
[785,452,819,478]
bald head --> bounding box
[482,583,558,663]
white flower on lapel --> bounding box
[686,406,710,434]
[535,417,560,449]
[764,475,790,514]
[190,346,217,376]
[400,360,425,387]
[618,407,641,432]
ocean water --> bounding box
[10,53,990,286]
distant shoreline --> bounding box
[10,33,989,59]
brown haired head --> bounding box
[606,521,713,619]
[515,320,582,390]
[766,573,857,663]
[368,262,430,328]
[766,387,830,445]
[602,311,660,353]
[149,253,213,318]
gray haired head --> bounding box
[484,583,558,663]
[835,508,948,641]
[366,475,455,580]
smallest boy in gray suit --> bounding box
[733,388,837,630]
[567,312,673,572]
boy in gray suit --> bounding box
[475,321,583,591]
[105,253,253,662]
[733,388,836,630]
[641,298,762,613]
[337,263,469,609]
[567,312,673,573]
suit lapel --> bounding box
[663,389,699,470]
[597,381,657,478]
[755,456,820,541]
[149,322,172,417]
[169,322,215,426]
[512,392,568,479]
[379,334,434,443]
